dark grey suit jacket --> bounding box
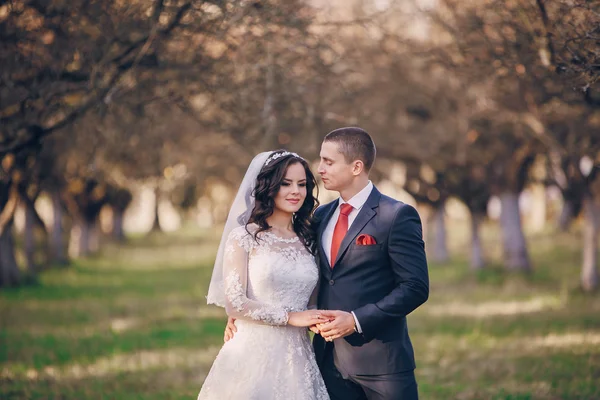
[313,186,429,376]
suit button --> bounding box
[329,279,335,286]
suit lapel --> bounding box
[333,187,381,268]
[317,202,338,273]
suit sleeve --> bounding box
[352,204,429,341]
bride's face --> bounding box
[274,162,307,214]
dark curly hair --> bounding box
[246,150,319,254]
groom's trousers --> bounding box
[320,344,418,400]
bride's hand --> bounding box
[224,317,237,342]
[287,310,329,327]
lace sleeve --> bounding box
[223,228,289,325]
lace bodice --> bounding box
[223,225,320,325]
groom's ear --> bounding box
[352,160,365,176]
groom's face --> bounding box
[318,141,354,192]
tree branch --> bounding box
[535,0,556,66]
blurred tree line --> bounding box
[0,0,598,291]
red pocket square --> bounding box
[356,234,377,245]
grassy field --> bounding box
[1,224,599,399]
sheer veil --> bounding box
[206,151,274,307]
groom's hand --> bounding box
[310,313,335,335]
[317,310,356,341]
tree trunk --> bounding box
[151,188,161,232]
[581,195,599,292]
[107,188,132,240]
[499,191,531,271]
[20,190,49,272]
[112,209,125,241]
[558,199,575,231]
[69,219,94,258]
[50,190,68,265]
[0,182,20,287]
[24,202,37,274]
[432,203,449,263]
[417,204,432,245]
[470,212,485,270]
[89,220,100,253]
[529,184,546,233]
[0,218,20,287]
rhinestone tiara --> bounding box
[264,151,302,166]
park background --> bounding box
[1,0,599,399]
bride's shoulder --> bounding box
[228,225,253,238]
[245,222,260,233]
[227,225,256,249]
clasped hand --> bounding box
[224,310,357,343]
[309,310,356,342]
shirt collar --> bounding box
[338,181,373,211]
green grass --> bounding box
[1,224,599,399]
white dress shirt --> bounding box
[322,180,374,333]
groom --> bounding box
[226,127,429,399]
[308,127,428,399]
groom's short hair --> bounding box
[324,127,376,172]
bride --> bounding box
[198,150,330,399]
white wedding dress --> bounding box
[198,225,329,400]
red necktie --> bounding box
[330,203,354,267]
